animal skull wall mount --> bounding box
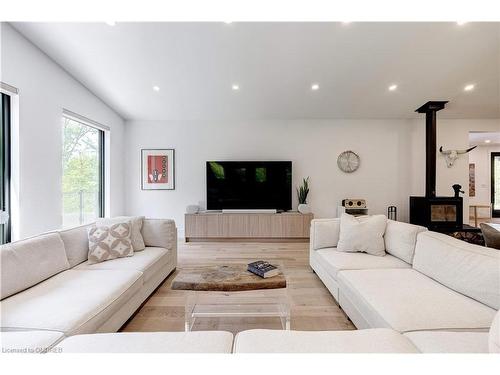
[439,146,477,168]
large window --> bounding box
[1,93,11,244]
[62,116,104,227]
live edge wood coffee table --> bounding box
[171,265,290,331]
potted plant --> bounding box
[296,177,311,214]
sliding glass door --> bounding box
[0,93,11,244]
[492,152,500,218]
[62,116,104,228]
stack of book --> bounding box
[247,260,279,278]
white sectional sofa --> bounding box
[2,216,499,354]
[0,218,178,352]
[308,218,499,351]
[20,309,498,353]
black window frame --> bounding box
[98,129,105,218]
[1,93,11,244]
[492,152,500,218]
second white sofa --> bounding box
[309,218,499,336]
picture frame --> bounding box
[469,163,475,197]
[141,149,175,190]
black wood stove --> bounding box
[409,101,464,231]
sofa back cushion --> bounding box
[1,233,70,299]
[413,231,500,310]
[59,224,94,267]
[384,220,427,264]
[141,219,176,249]
[311,219,340,250]
[480,223,500,250]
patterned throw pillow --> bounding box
[87,222,134,264]
[96,216,145,251]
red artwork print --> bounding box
[147,155,168,184]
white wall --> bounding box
[3,19,497,236]
[124,119,415,234]
[469,144,500,218]
[410,118,500,223]
[125,117,499,233]
[1,23,126,239]
[437,120,499,223]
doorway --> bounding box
[468,132,500,225]
[492,152,500,218]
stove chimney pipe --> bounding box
[416,101,448,198]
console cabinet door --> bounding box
[271,214,305,237]
[185,214,221,237]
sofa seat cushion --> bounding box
[403,331,489,353]
[337,269,496,332]
[1,269,143,335]
[315,248,410,279]
[74,247,171,283]
[56,331,234,353]
[1,330,65,353]
[233,328,418,353]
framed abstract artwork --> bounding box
[141,149,175,190]
[469,163,475,197]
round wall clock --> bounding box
[337,150,360,173]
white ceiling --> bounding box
[10,22,500,121]
[469,131,500,145]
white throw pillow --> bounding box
[87,221,134,264]
[337,213,387,256]
[96,216,146,251]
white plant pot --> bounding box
[298,204,311,214]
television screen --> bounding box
[206,161,292,211]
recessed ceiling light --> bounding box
[464,84,475,91]
[456,21,468,26]
[231,84,240,91]
[485,139,491,143]
[311,83,320,91]
[105,21,116,26]
[341,21,351,25]
[153,85,160,92]
[224,21,233,24]
[388,84,398,91]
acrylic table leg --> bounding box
[185,292,196,332]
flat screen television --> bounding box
[206,161,292,211]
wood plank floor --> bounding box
[121,241,355,334]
